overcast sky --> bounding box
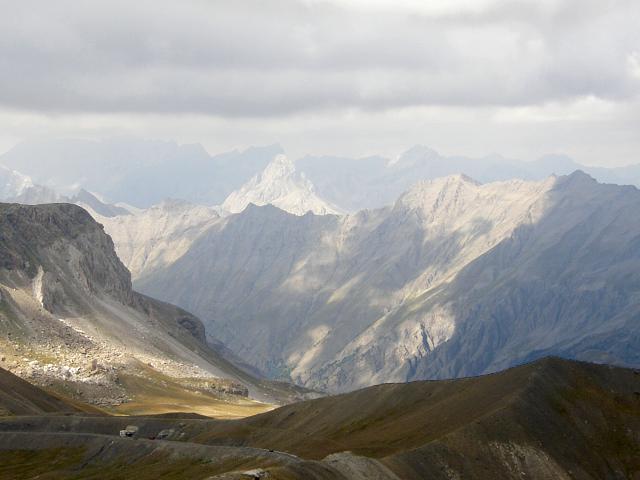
[0,0,639,165]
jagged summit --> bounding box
[391,144,442,167]
[553,169,599,189]
[222,153,342,216]
[394,174,552,227]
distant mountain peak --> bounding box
[553,169,598,191]
[222,154,342,216]
[391,145,441,167]
[0,164,34,198]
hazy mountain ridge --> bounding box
[4,138,640,214]
[0,139,283,207]
[82,154,343,281]
[0,165,61,205]
[138,171,640,392]
[408,172,640,380]
[298,146,640,211]
[5,139,640,393]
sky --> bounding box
[0,0,639,165]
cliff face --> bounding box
[0,203,134,314]
[0,202,303,410]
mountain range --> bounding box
[0,138,282,207]
[1,138,639,478]
[135,171,640,392]
[3,139,640,394]
[4,138,640,213]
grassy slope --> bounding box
[189,357,640,478]
[109,368,274,419]
[0,358,638,480]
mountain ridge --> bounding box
[137,171,640,392]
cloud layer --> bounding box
[0,0,639,167]
[1,0,638,117]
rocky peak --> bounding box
[552,170,598,191]
[392,145,441,168]
[258,154,296,180]
[0,203,134,313]
[395,174,482,216]
[222,154,342,216]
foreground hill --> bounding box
[0,358,638,479]
[0,203,306,416]
[138,171,640,391]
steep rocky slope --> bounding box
[88,199,221,279]
[139,172,640,392]
[1,358,638,479]
[0,203,305,413]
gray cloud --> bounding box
[0,0,638,117]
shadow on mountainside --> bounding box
[410,171,640,380]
